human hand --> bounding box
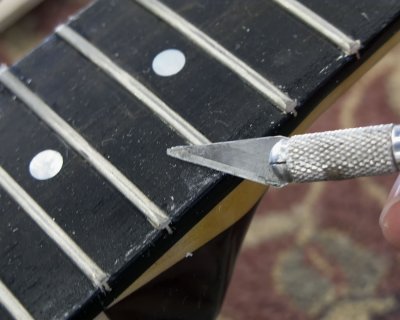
[380,175,400,248]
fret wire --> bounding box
[55,25,210,146]
[0,280,34,320]
[0,166,109,291]
[134,0,297,114]
[0,66,171,231]
[273,0,361,56]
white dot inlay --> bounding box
[152,49,186,77]
[29,150,63,180]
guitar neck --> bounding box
[0,0,399,319]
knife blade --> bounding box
[167,124,400,187]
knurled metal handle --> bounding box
[272,124,399,184]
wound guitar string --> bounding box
[0,166,109,291]
[272,0,361,56]
[0,67,171,231]
[135,0,297,114]
[55,25,210,146]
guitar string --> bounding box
[0,280,34,320]
[272,0,361,56]
[0,67,171,231]
[134,0,297,114]
[0,166,109,291]
[55,25,210,146]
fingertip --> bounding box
[380,199,400,249]
[388,174,400,200]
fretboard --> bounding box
[0,0,399,319]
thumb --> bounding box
[380,175,400,248]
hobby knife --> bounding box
[167,124,400,187]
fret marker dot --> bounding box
[152,49,185,77]
[29,150,63,180]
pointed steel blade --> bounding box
[167,136,284,186]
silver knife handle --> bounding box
[271,124,400,184]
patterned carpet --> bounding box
[1,1,400,319]
[221,46,400,320]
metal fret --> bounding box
[134,0,297,114]
[0,280,34,320]
[273,0,361,55]
[55,25,210,146]
[0,66,171,231]
[0,166,109,291]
